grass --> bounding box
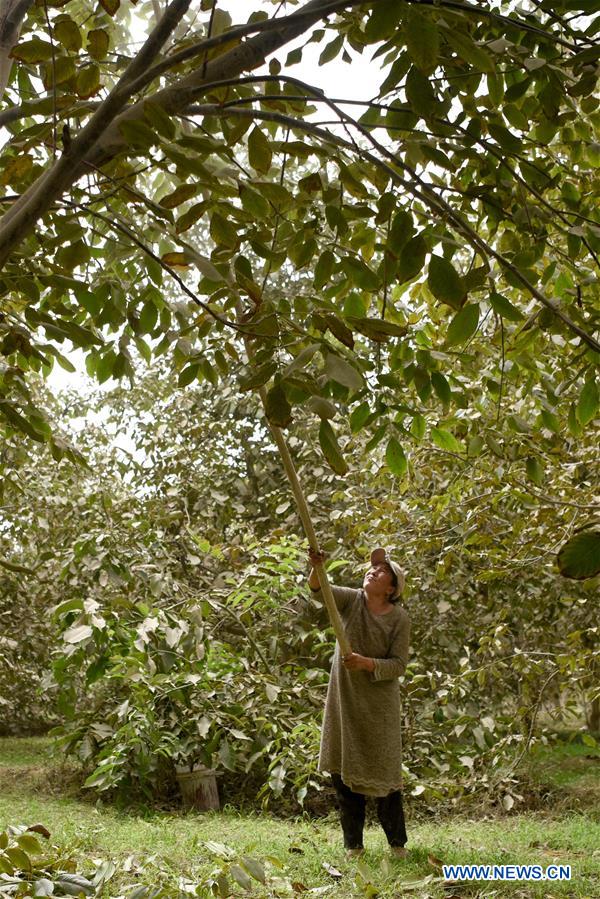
[1,736,599,898]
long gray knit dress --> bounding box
[313,584,410,797]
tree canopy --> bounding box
[1,2,598,426]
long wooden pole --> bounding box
[236,303,351,656]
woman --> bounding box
[308,546,410,859]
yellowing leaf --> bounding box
[210,212,238,249]
[404,7,439,74]
[87,29,109,61]
[265,383,292,428]
[159,183,197,209]
[161,252,190,269]
[248,127,272,173]
[76,64,101,99]
[99,0,119,16]
[54,16,82,52]
[10,38,53,63]
[43,56,76,89]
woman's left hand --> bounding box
[342,652,375,672]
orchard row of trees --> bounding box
[1,361,597,808]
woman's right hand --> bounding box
[308,547,327,567]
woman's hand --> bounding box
[342,652,375,673]
[308,547,327,567]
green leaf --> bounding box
[289,237,317,269]
[386,436,407,477]
[489,291,524,321]
[248,127,272,173]
[265,382,292,428]
[365,3,403,41]
[118,119,157,150]
[540,409,560,433]
[568,401,583,437]
[307,396,337,419]
[526,456,544,486]
[445,303,479,347]
[322,313,354,349]
[17,834,42,855]
[5,847,31,871]
[324,353,364,390]
[341,256,379,290]
[468,435,484,456]
[240,184,270,220]
[57,239,90,270]
[404,7,439,74]
[397,234,427,283]
[319,35,343,65]
[405,66,437,118]
[87,29,109,61]
[350,402,371,433]
[178,364,199,387]
[388,209,414,252]
[431,371,451,406]
[0,401,47,442]
[241,856,266,884]
[410,413,426,439]
[444,29,495,73]
[576,379,598,426]
[314,250,335,288]
[144,100,176,140]
[345,316,406,342]
[488,123,523,155]
[431,427,463,454]
[557,528,600,579]
[428,255,466,309]
[139,301,158,334]
[230,865,253,891]
[319,420,348,475]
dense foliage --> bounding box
[1,367,596,811]
[0,0,598,473]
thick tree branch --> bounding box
[0,0,192,264]
[0,0,33,99]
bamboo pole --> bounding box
[236,303,351,657]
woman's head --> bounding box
[364,548,405,603]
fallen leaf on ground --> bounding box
[321,861,342,879]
